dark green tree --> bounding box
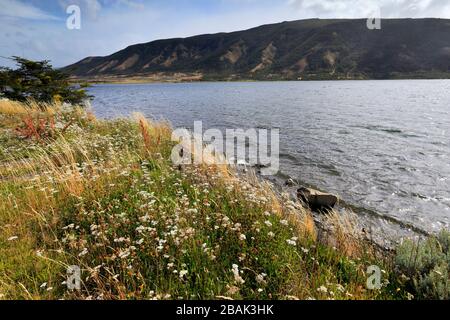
[0,56,91,105]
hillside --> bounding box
[63,19,450,81]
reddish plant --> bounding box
[16,115,57,140]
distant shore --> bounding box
[69,71,450,85]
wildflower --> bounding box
[301,247,310,254]
[268,232,275,238]
[280,220,288,226]
[239,234,247,241]
[264,220,272,227]
[62,224,75,230]
[256,274,267,285]
[179,270,188,279]
[286,239,297,246]
[135,225,146,233]
[317,286,328,293]
[231,264,245,285]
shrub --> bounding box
[395,230,450,299]
[0,57,91,106]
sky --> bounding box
[1,0,450,68]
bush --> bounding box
[0,57,91,106]
[395,230,450,299]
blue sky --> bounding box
[1,0,450,68]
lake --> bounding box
[89,80,450,242]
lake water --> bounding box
[89,80,450,241]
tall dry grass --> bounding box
[134,112,172,156]
[323,210,365,257]
[0,99,58,116]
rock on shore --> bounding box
[297,187,338,210]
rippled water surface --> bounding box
[89,80,450,235]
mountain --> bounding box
[63,18,450,81]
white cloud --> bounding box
[288,0,450,18]
[0,0,59,20]
[57,0,145,20]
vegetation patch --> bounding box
[0,100,447,300]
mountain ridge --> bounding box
[63,18,450,81]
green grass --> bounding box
[0,102,437,300]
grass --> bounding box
[0,100,439,300]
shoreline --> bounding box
[71,75,450,85]
[0,102,396,299]
[79,104,436,250]
[259,171,427,251]
[79,86,441,250]
[1,100,449,300]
